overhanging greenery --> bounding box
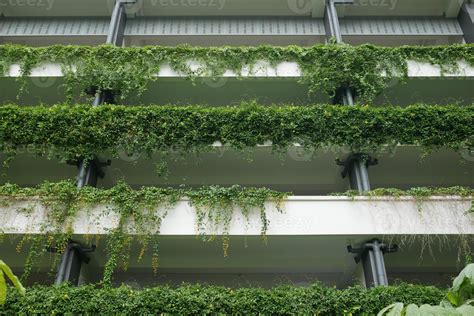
[0,283,445,315]
[0,44,473,103]
[1,182,472,284]
[334,187,474,213]
[1,103,472,164]
[0,181,286,284]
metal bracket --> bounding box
[334,86,357,105]
[336,154,378,179]
[348,239,398,287]
[68,159,111,188]
[48,241,96,264]
[337,154,377,192]
[348,241,398,264]
[50,241,96,285]
[85,87,116,105]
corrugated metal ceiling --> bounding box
[0,17,463,37]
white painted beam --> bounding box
[2,196,473,236]
[5,60,474,79]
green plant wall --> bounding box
[0,44,472,103]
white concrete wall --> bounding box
[6,60,474,78]
[2,196,472,236]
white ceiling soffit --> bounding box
[0,0,465,18]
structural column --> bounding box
[55,0,133,285]
[77,0,131,187]
[323,0,396,287]
[54,243,96,286]
[324,0,374,194]
[348,241,398,287]
[458,3,474,43]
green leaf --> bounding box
[452,264,474,293]
[417,304,459,315]
[378,303,405,316]
[0,270,6,305]
[379,264,474,315]
[404,304,422,315]
[447,291,461,307]
[456,305,474,316]
[0,260,25,296]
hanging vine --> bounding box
[0,44,472,103]
[0,181,287,285]
[333,186,474,213]
[1,182,472,283]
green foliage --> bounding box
[0,44,472,103]
[333,187,474,213]
[0,260,25,305]
[0,282,445,315]
[2,182,472,285]
[335,187,474,199]
[187,185,285,256]
[0,181,287,285]
[379,264,474,315]
[1,103,472,164]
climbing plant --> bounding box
[0,103,472,165]
[0,44,473,103]
[0,181,287,285]
[334,187,474,213]
[1,182,473,284]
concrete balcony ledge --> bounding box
[2,59,472,105]
[2,196,473,236]
[5,60,474,78]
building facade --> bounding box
[0,0,473,290]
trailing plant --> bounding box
[0,181,287,285]
[334,188,474,264]
[0,44,472,103]
[379,263,474,315]
[0,103,472,165]
[0,260,25,305]
[333,187,474,213]
[187,185,285,256]
[0,282,445,315]
[2,182,473,284]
